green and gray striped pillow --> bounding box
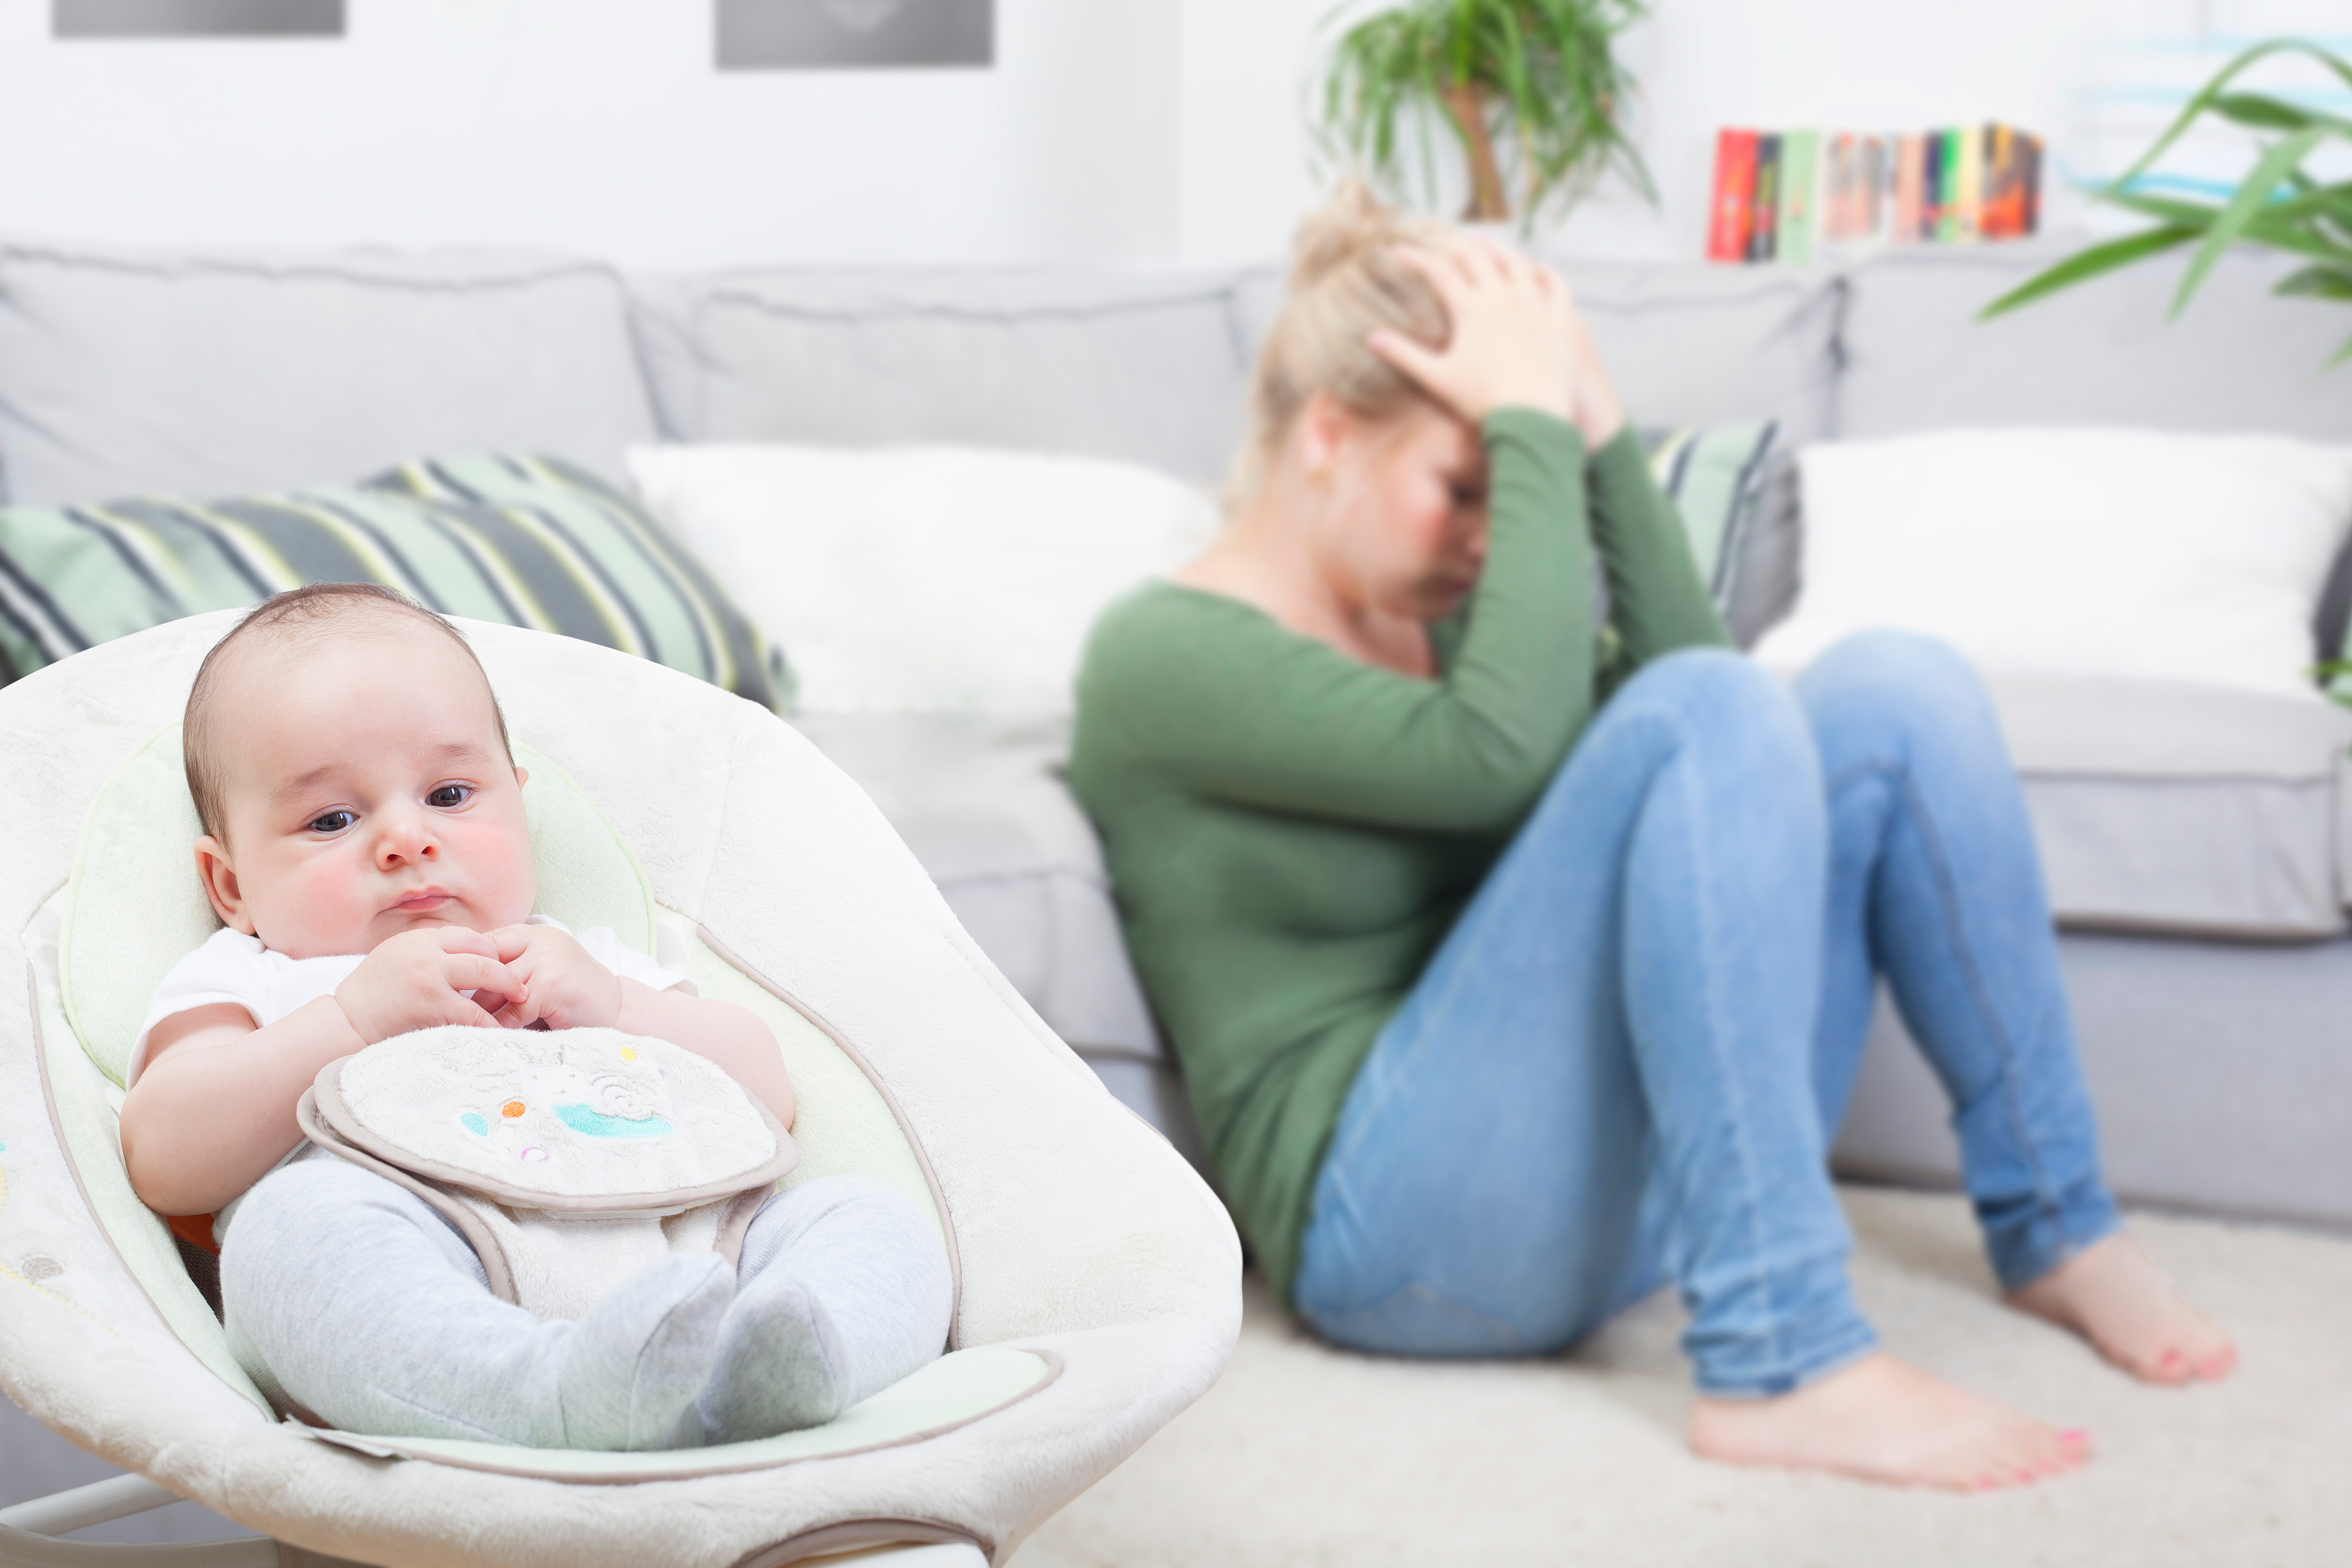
[0,453,790,708]
[1644,419,1779,610]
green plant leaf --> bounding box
[1978,227,2201,319]
[2209,90,2352,135]
[2172,124,2329,315]
[2276,262,2352,299]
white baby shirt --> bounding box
[131,916,687,1088]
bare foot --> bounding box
[1689,1352,2090,1492]
[2007,1234,2237,1386]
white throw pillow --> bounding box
[1753,428,2352,698]
[626,444,1224,716]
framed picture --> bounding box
[717,0,993,70]
[54,0,345,37]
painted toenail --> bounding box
[2059,1429,2089,1445]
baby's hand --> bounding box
[485,925,622,1031]
[334,928,526,1046]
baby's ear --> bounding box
[513,765,530,789]
[193,836,255,935]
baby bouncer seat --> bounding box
[0,612,1240,1567]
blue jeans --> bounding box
[1292,632,2119,1395]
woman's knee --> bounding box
[1796,630,1999,759]
[1613,648,1814,772]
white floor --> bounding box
[1015,1187,2352,1568]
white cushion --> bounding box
[626,444,1223,717]
[1755,428,2352,699]
[0,239,659,503]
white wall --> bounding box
[0,0,2325,271]
[0,0,1180,271]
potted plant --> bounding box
[1981,39,2352,365]
[1315,0,1653,228]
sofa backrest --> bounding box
[0,239,658,506]
[1838,242,2352,442]
[630,269,1258,486]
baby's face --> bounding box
[197,619,535,959]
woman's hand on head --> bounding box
[1369,238,1625,446]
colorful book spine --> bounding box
[1954,122,1986,242]
[1777,129,1819,265]
[1862,135,1890,241]
[1936,128,1965,241]
[1749,134,1782,262]
[1707,129,1761,262]
[1918,133,1943,241]
[1892,134,1922,244]
[1981,123,2020,240]
[2021,132,2044,235]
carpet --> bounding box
[1014,1187,2352,1568]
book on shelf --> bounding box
[1706,120,2044,263]
[1706,129,1761,261]
[1777,129,1819,265]
[1749,134,1781,262]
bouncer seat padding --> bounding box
[0,612,1240,1567]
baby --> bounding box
[118,583,952,1452]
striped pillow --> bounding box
[1644,420,1779,611]
[0,453,789,708]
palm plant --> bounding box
[1316,0,1653,228]
[1981,39,2352,364]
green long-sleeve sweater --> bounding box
[1068,410,1730,1301]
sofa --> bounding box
[2,231,2349,1239]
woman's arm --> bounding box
[1585,430,1733,665]
[1081,239,1633,832]
[1085,410,1600,832]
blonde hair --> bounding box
[1234,183,1453,500]
[183,583,511,844]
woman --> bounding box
[1069,189,2234,1491]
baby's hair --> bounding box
[183,583,513,843]
[1232,181,1454,501]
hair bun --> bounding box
[1289,180,1411,291]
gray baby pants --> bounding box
[221,1150,953,1451]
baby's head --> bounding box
[185,584,536,959]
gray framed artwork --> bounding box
[718,0,993,70]
[54,0,344,37]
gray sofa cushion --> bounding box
[1837,930,2352,1228]
[0,240,657,505]
[1987,672,2352,939]
[790,711,1161,1062]
[630,270,1255,484]
[1838,242,2352,441]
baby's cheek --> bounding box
[263,852,378,954]
[477,819,538,925]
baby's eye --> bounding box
[307,810,356,835]
[429,784,474,809]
